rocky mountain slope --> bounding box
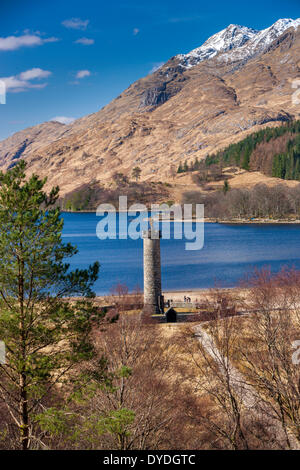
[0,18,300,199]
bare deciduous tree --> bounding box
[239,268,300,447]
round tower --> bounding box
[142,229,162,316]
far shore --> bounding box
[209,219,300,224]
[60,211,300,224]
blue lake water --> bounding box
[62,212,300,295]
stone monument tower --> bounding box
[142,228,163,316]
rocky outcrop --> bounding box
[140,83,169,108]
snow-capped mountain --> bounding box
[176,18,300,68]
[177,24,258,67]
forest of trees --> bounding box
[272,134,300,180]
[178,120,300,181]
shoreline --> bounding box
[91,286,245,303]
[212,219,300,224]
[61,211,300,224]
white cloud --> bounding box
[75,70,91,79]
[1,76,28,92]
[1,68,51,93]
[133,28,140,35]
[0,34,59,51]
[149,62,164,73]
[62,18,89,30]
[19,68,51,81]
[50,116,75,125]
[74,37,95,45]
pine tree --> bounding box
[223,180,230,194]
[132,166,141,182]
[0,161,101,449]
[183,160,189,172]
[194,157,200,171]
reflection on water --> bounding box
[61,212,300,294]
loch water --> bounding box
[62,212,300,294]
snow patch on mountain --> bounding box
[220,18,300,63]
[175,18,300,69]
[177,24,258,68]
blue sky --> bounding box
[0,0,299,140]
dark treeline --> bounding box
[206,120,300,172]
[177,157,202,173]
[272,134,300,180]
[183,183,300,219]
[178,120,300,181]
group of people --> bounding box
[165,296,197,307]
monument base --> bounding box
[140,304,159,323]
